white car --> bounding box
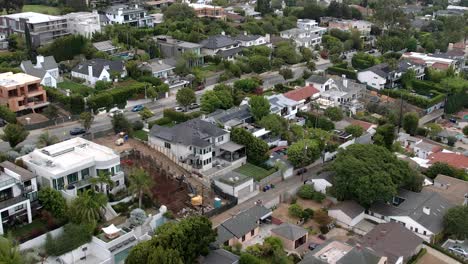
[449,246,468,257]
[174,106,185,112]
[108,108,124,117]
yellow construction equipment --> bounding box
[191,195,203,206]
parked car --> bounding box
[318,234,326,240]
[0,118,6,127]
[108,108,124,117]
[449,246,468,257]
[70,127,86,136]
[174,106,185,112]
[308,243,319,250]
[132,105,144,112]
[189,103,200,110]
[297,168,308,175]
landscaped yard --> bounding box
[234,163,276,182]
[133,130,148,141]
[22,5,61,15]
[58,80,94,96]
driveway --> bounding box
[417,246,462,264]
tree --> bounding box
[139,108,154,122]
[444,205,468,240]
[129,167,153,209]
[287,139,321,167]
[314,209,332,227]
[176,88,196,110]
[112,114,133,134]
[70,189,108,224]
[234,78,260,93]
[163,3,196,20]
[0,236,23,264]
[95,81,112,91]
[345,124,364,138]
[256,0,272,15]
[258,114,288,137]
[373,124,395,150]
[90,171,114,193]
[79,112,94,131]
[401,69,416,89]
[288,203,303,218]
[0,124,29,148]
[402,112,419,136]
[249,96,270,122]
[331,144,420,207]
[38,187,67,219]
[126,216,216,264]
[148,246,184,264]
[231,127,269,165]
[43,105,59,120]
[200,90,233,113]
[324,107,343,121]
[426,123,442,138]
[0,105,16,124]
[248,55,271,73]
[37,132,59,148]
[297,184,326,202]
[146,86,158,102]
[425,162,466,180]
[279,68,293,80]
[463,125,468,136]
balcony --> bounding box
[0,195,28,211]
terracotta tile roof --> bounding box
[283,85,319,102]
[431,62,450,70]
[428,152,468,170]
[270,146,287,153]
[350,119,375,131]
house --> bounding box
[283,85,320,111]
[427,150,468,172]
[328,200,366,229]
[20,55,60,88]
[361,222,423,264]
[308,171,334,194]
[215,205,271,246]
[155,35,204,67]
[139,59,175,79]
[426,174,468,205]
[64,11,101,38]
[225,12,245,23]
[188,3,226,20]
[280,19,326,48]
[306,75,365,110]
[232,33,271,47]
[214,171,256,202]
[0,72,49,112]
[200,34,243,61]
[202,105,253,130]
[0,161,38,235]
[271,223,308,251]
[266,146,293,179]
[0,12,68,47]
[201,249,240,264]
[436,129,458,144]
[299,240,387,264]
[402,52,461,72]
[71,59,126,86]
[266,94,300,120]
[366,189,454,242]
[326,18,373,36]
[397,133,442,159]
[104,4,153,27]
[145,0,175,8]
[148,118,246,174]
[93,40,118,54]
[0,32,8,50]
[357,60,425,90]
[20,137,125,201]
[350,119,377,135]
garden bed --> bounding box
[234,163,276,182]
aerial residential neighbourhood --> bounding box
[0,0,467,263]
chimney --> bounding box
[244,31,247,36]
[88,65,93,79]
[221,31,225,35]
[342,74,348,88]
[265,33,270,43]
[448,43,454,51]
[36,55,44,66]
[423,206,431,215]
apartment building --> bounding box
[0,72,49,113]
[20,138,125,201]
[0,161,38,235]
[0,12,68,48]
[104,4,153,27]
[64,11,101,38]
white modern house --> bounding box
[64,11,101,38]
[402,52,461,72]
[327,19,373,36]
[308,171,334,194]
[71,59,127,86]
[20,138,125,201]
[264,94,300,120]
[280,19,326,48]
[20,55,60,88]
[104,4,154,27]
[214,171,256,202]
[233,33,271,47]
[0,161,38,235]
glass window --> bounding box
[67,172,78,184]
[115,164,121,173]
[81,168,90,179]
[56,177,65,190]
[97,169,109,176]
[110,167,115,176]
[164,142,171,149]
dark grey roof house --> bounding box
[200,35,243,60]
[71,58,126,85]
[203,105,252,129]
[201,249,240,264]
[20,55,59,87]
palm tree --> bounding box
[36,132,59,148]
[71,190,108,224]
[128,167,153,209]
[0,236,23,264]
[90,171,114,193]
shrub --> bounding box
[44,223,94,256]
[149,117,172,128]
[303,208,314,221]
[0,105,17,123]
[132,120,144,131]
[327,66,357,79]
[297,185,326,202]
[288,204,303,219]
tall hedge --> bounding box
[327,66,357,79]
[44,87,85,114]
[87,82,147,111]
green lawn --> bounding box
[133,130,148,141]
[22,5,61,15]
[58,81,94,96]
[9,219,48,240]
[234,163,276,182]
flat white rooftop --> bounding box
[0,72,40,88]
[403,52,456,64]
[22,137,119,176]
[1,12,64,24]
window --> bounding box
[81,168,90,179]
[115,165,121,173]
[242,235,246,242]
[251,229,255,236]
[423,231,426,235]
[415,228,418,233]
[110,167,115,176]
[97,169,109,176]
[67,172,78,184]
[218,136,224,142]
[115,180,120,186]
[15,204,24,211]
[54,177,65,190]
[164,142,171,149]
[0,188,12,202]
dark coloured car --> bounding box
[132,105,144,112]
[70,127,86,135]
[0,118,6,127]
[318,234,326,240]
[308,243,319,250]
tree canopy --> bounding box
[331,144,422,207]
[249,96,270,122]
[287,139,321,167]
[443,205,468,240]
[231,127,269,165]
[402,112,419,136]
